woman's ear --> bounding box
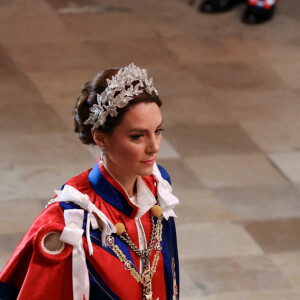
[92,130,106,148]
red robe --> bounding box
[0,162,179,300]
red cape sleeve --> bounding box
[0,203,74,300]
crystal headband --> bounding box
[84,63,158,129]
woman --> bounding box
[0,63,180,300]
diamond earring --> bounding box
[100,147,107,165]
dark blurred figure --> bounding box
[199,0,278,24]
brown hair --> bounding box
[73,68,162,145]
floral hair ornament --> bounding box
[84,63,158,129]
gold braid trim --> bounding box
[105,215,163,300]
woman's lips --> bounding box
[140,159,156,165]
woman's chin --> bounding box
[139,165,154,176]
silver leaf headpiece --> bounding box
[84,63,158,129]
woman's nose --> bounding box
[146,135,160,154]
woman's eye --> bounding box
[155,128,165,134]
[130,135,143,140]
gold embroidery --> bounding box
[172,257,178,300]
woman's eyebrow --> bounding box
[127,128,148,133]
[126,122,163,133]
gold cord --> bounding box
[105,215,163,300]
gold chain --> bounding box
[105,215,163,300]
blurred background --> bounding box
[1,0,300,299]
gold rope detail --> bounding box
[106,215,163,300]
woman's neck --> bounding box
[103,159,137,198]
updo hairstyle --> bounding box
[73,68,162,145]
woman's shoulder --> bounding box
[64,168,92,192]
[26,169,93,257]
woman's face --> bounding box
[94,102,163,182]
